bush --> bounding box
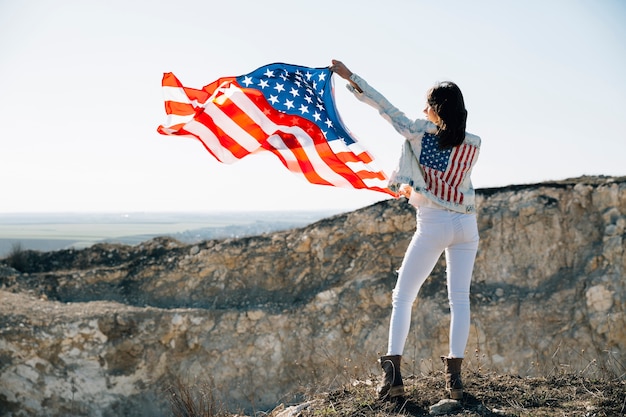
[5,242,28,272]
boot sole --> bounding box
[389,385,405,398]
[449,388,463,400]
[378,385,405,400]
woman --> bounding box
[330,60,481,401]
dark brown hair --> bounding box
[427,81,467,149]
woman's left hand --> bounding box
[329,59,352,80]
[329,59,362,93]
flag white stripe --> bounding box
[163,113,194,129]
[162,86,191,104]
[184,120,239,164]
[362,177,389,189]
[162,86,204,108]
[345,160,371,173]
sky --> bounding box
[1,0,625,214]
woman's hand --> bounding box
[329,60,353,80]
[330,59,362,93]
[399,184,412,199]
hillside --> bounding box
[1,176,625,417]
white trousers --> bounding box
[387,206,479,358]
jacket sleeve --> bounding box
[347,73,432,140]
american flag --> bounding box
[420,133,478,204]
[157,63,393,196]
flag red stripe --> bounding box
[165,101,196,116]
[354,169,387,180]
[333,149,374,165]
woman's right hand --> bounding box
[399,184,412,199]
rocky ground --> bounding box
[293,372,626,417]
[168,365,626,417]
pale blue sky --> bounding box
[1,0,624,213]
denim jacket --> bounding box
[346,73,481,214]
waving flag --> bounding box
[157,63,393,196]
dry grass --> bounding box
[166,377,232,417]
[167,351,626,417]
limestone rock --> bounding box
[429,399,461,415]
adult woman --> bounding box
[330,60,481,401]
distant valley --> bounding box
[0,210,339,258]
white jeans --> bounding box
[387,206,479,358]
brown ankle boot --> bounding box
[377,355,404,400]
[441,356,463,400]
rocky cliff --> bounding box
[1,176,624,417]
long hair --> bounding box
[427,81,468,149]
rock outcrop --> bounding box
[1,176,624,417]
